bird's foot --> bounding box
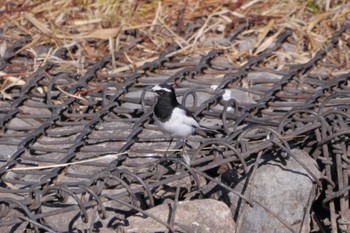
[159,153,178,166]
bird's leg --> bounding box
[159,138,173,165]
[181,138,191,166]
[181,139,185,154]
[157,138,173,170]
[165,138,173,157]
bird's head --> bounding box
[151,84,175,98]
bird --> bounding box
[152,83,199,139]
[151,83,200,162]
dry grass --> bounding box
[0,0,350,60]
[0,0,349,86]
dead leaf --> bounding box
[307,12,331,32]
[23,12,53,35]
[0,75,26,100]
[254,28,283,55]
[57,27,122,40]
[255,19,275,50]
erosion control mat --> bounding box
[0,1,350,232]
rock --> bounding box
[6,117,41,130]
[19,105,51,116]
[201,36,231,47]
[230,149,321,233]
[119,199,236,233]
[0,145,17,158]
[247,71,283,83]
[228,89,257,105]
[210,85,256,104]
[178,91,212,108]
[40,196,129,232]
[236,36,256,51]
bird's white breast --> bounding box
[156,107,199,139]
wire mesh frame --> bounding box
[0,23,349,232]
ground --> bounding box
[0,0,350,232]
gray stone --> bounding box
[201,36,231,47]
[237,36,256,51]
[119,199,236,233]
[7,117,41,129]
[41,195,129,232]
[19,105,51,116]
[210,84,256,105]
[0,145,17,158]
[247,71,283,83]
[232,149,321,233]
[229,89,257,104]
[177,91,212,108]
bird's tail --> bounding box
[194,126,221,137]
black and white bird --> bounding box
[152,84,199,141]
